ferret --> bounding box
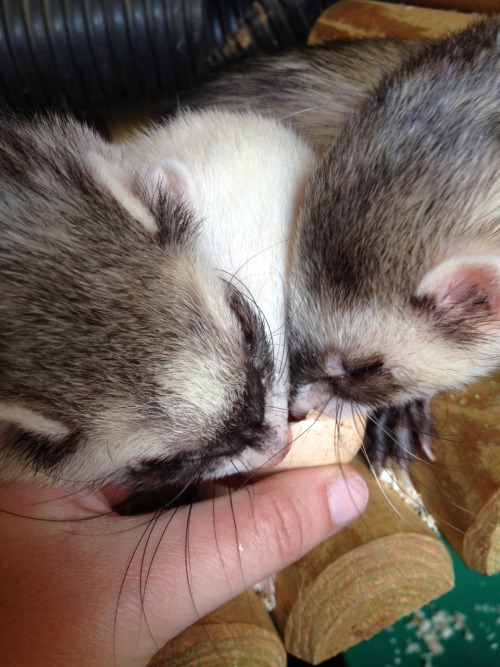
[0,109,314,494]
[179,37,418,151]
[287,16,500,431]
[184,19,500,462]
[180,34,423,457]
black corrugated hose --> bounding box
[0,0,333,113]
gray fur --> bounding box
[185,18,500,420]
[181,38,419,150]
[0,111,308,491]
[289,16,500,416]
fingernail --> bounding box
[327,473,369,527]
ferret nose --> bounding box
[325,354,347,378]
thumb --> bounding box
[0,466,368,667]
[115,464,369,663]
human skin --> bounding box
[0,465,368,667]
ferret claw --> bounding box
[363,398,435,469]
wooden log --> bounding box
[410,374,500,575]
[274,414,365,471]
[308,0,477,45]
[272,457,454,664]
[385,1,500,14]
[148,589,286,667]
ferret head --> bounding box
[290,263,500,419]
[289,18,500,418]
[0,114,286,492]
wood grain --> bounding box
[149,590,286,666]
[411,375,500,575]
[273,458,454,663]
[308,0,476,44]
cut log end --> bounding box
[149,590,286,667]
[278,533,454,665]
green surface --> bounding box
[344,541,500,667]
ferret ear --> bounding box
[86,151,159,234]
[0,402,70,438]
[416,256,500,328]
[148,158,197,207]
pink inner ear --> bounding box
[438,265,500,320]
[155,158,195,204]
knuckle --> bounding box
[259,490,307,562]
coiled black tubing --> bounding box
[0,0,332,112]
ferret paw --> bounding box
[363,398,435,470]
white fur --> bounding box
[118,111,315,477]
[0,111,315,487]
[306,298,500,414]
[87,151,160,234]
[0,403,70,438]
[417,254,500,322]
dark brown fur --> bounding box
[180,38,419,150]
[0,112,286,491]
[290,16,500,413]
[182,19,500,459]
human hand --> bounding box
[0,465,368,667]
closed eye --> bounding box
[225,283,274,379]
[347,360,384,380]
[226,284,262,353]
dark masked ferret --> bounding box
[181,33,428,457]
[0,110,314,492]
[288,16,500,426]
[180,37,418,150]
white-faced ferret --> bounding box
[181,32,429,461]
[0,110,314,498]
[286,16,500,461]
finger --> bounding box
[0,465,368,667]
[113,464,369,661]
